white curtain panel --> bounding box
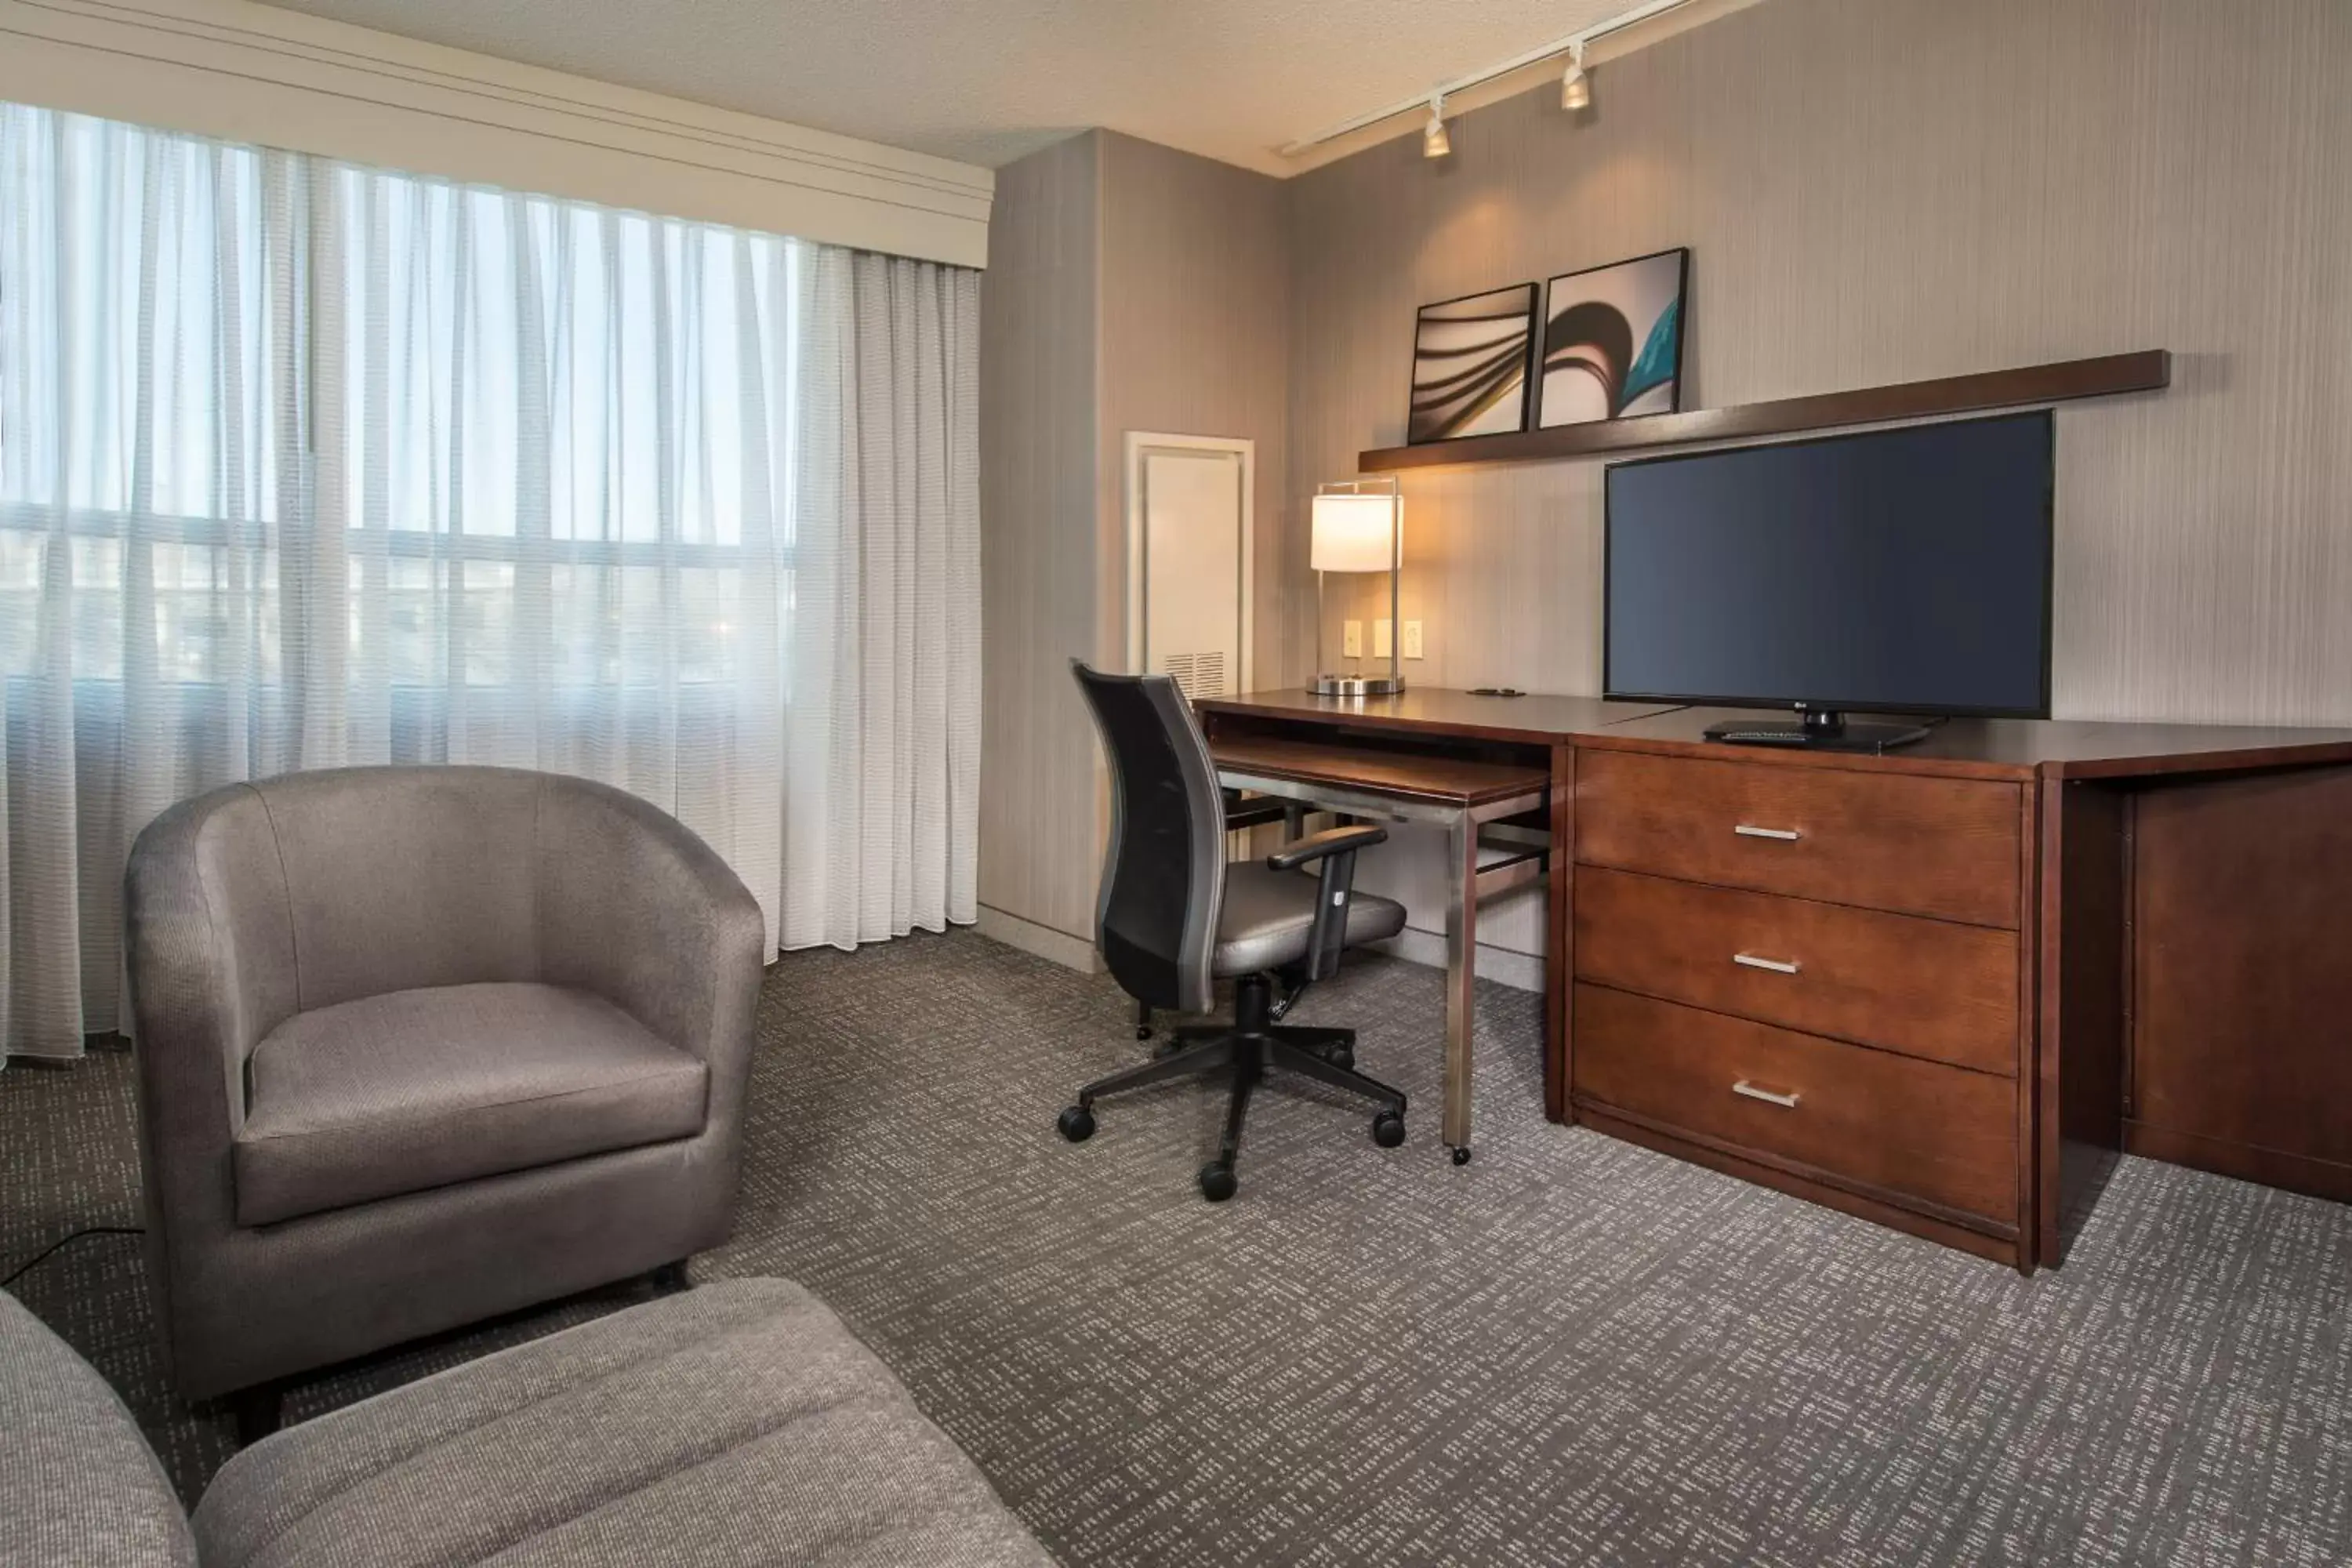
[0,104,981,1063]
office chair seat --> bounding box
[1214,866,1406,977]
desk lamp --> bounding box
[1308,477,1404,696]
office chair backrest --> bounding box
[1071,662,1225,1014]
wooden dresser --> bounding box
[1570,749,2035,1265]
[1197,688,2352,1274]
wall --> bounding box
[1097,132,1295,688]
[1286,0,2352,967]
[978,131,1290,964]
[978,133,1102,961]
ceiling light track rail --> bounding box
[1279,0,1697,157]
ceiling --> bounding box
[249,0,1647,175]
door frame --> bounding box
[1123,430,1254,691]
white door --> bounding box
[1125,433,1254,699]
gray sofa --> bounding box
[0,1279,1057,1566]
[124,765,766,1410]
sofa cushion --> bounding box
[0,1290,197,1568]
[234,982,708,1228]
[191,1278,1056,1568]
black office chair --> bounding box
[1058,662,1410,1201]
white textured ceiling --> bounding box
[249,0,1646,174]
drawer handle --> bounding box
[1733,1080,1802,1109]
[1733,952,1802,975]
[1734,824,1802,841]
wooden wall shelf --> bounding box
[1359,350,2171,474]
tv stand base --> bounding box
[1703,713,1932,753]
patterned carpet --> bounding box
[3,930,2349,1566]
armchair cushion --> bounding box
[1211,863,1406,978]
[233,982,709,1228]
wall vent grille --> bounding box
[1160,650,1227,699]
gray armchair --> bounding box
[124,765,764,1428]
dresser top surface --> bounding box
[1198,689,2352,781]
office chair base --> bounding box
[1058,975,1406,1202]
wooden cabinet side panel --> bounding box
[2132,766,2352,1184]
[2037,779,2127,1270]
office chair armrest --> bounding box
[1265,823,1388,871]
[1269,824,1389,984]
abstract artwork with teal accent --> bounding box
[1537,248,1689,429]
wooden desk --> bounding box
[1208,734,1551,1161]
[1199,688,2352,1272]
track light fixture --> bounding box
[1422,95,1451,158]
[1561,40,1592,111]
[1279,0,1697,160]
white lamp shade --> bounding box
[1310,492,1399,573]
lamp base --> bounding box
[1308,673,1406,697]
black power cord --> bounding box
[1,1225,144,1290]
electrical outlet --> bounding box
[1342,619,1363,658]
[1403,619,1425,659]
[1373,619,1393,659]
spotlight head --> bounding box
[1561,41,1591,111]
[1422,95,1451,158]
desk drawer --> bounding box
[1573,984,2018,1224]
[1573,867,2019,1076]
[1575,750,2021,927]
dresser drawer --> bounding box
[1573,867,2019,1076]
[1572,985,2019,1224]
[1575,750,2022,927]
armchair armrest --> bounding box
[535,779,767,1143]
[1265,823,1388,871]
[124,784,305,1372]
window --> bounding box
[2,99,981,1063]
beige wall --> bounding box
[1286,0,2352,720]
[1281,0,2352,967]
[978,133,1101,955]
[1098,132,1295,688]
[978,131,1290,959]
[983,0,2352,974]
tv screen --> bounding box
[1604,412,2053,718]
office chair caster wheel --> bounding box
[1136,1025,1153,1041]
[1198,1162,1238,1203]
[1450,1146,1472,1167]
[1371,1111,1405,1148]
[1328,1044,1355,1071]
[1058,1105,1096,1142]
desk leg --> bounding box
[1546,742,1572,1125]
[1443,808,1479,1164]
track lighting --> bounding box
[1421,95,1451,158]
[1561,40,1592,111]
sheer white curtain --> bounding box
[0,104,980,1064]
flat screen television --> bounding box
[1603,411,2053,751]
